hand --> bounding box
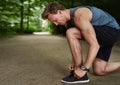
[68,64,75,72]
[74,67,87,79]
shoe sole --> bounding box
[61,79,90,84]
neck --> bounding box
[64,9,71,21]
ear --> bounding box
[57,10,62,14]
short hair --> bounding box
[41,2,65,19]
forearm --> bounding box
[84,44,100,69]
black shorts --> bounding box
[94,26,120,61]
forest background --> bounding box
[0,0,120,36]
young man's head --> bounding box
[41,2,68,25]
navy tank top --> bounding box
[69,6,120,29]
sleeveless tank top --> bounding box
[69,6,120,29]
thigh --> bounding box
[94,26,119,46]
[96,45,113,61]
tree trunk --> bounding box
[27,0,30,32]
[71,0,74,7]
[20,0,24,33]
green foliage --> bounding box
[0,0,120,37]
[23,25,36,33]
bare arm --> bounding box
[74,8,100,69]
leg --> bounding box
[93,58,120,76]
[93,26,120,75]
[93,45,120,76]
[61,27,90,84]
[66,27,83,68]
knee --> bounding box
[93,68,106,76]
[66,28,75,38]
[93,58,107,76]
[66,28,82,39]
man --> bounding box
[42,2,120,84]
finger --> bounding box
[74,74,80,79]
[68,66,73,71]
[71,67,74,70]
[68,67,71,71]
[74,72,81,79]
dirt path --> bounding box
[0,34,120,85]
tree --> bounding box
[27,0,30,31]
[0,0,119,36]
[20,0,24,33]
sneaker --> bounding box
[61,73,90,84]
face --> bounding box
[48,10,66,26]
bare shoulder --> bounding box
[74,7,92,21]
[73,7,93,31]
